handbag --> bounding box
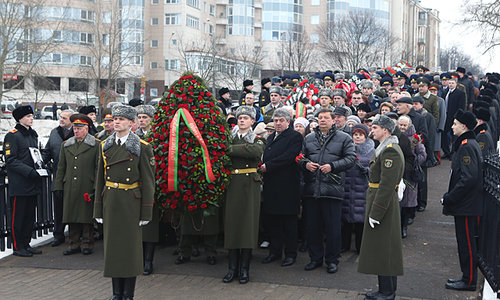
[410,161,424,182]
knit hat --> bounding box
[112,105,137,121]
[136,104,155,118]
[235,106,256,120]
[347,115,361,125]
[372,114,396,133]
[12,105,34,122]
[454,109,477,130]
[352,123,370,137]
[294,117,309,129]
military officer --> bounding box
[262,86,284,124]
[473,108,496,157]
[135,104,155,139]
[97,113,114,140]
[223,106,266,284]
[94,105,155,300]
[259,77,271,108]
[442,109,483,292]
[358,114,405,299]
[54,114,99,256]
[394,71,410,92]
[3,105,43,257]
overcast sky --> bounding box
[419,0,500,73]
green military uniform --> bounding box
[96,130,112,140]
[224,131,265,249]
[262,103,283,124]
[54,133,99,249]
[358,136,405,276]
[178,208,220,257]
[94,132,155,278]
[421,92,440,126]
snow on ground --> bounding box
[0,119,58,149]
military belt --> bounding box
[230,168,258,175]
[105,181,140,190]
[368,182,399,190]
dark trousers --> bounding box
[441,128,457,156]
[52,191,65,241]
[68,223,94,249]
[454,216,478,286]
[400,206,414,229]
[266,214,298,259]
[341,221,363,253]
[417,167,428,209]
[10,196,37,251]
[179,234,217,257]
[305,197,342,264]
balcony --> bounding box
[254,3,262,9]
[216,17,228,25]
[217,0,229,5]
[418,38,426,44]
[254,22,262,28]
[216,38,227,45]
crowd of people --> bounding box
[2,65,499,300]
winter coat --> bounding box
[342,138,374,223]
[444,88,466,130]
[262,126,303,215]
[42,126,74,190]
[300,126,356,200]
[434,96,446,151]
[416,108,436,167]
[474,123,496,157]
[401,125,427,208]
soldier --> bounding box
[94,105,155,300]
[415,77,439,127]
[217,87,232,116]
[135,104,155,139]
[442,109,483,292]
[223,106,266,284]
[322,72,334,88]
[473,108,495,157]
[262,86,284,124]
[96,113,114,140]
[313,88,334,116]
[394,71,410,92]
[239,79,254,105]
[259,78,271,108]
[3,105,43,257]
[78,105,99,135]
[54,114,99,256]
[358,114,405,299]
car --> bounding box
[149,98,162,106]
[37,106,75,120]
[1,102,15,119]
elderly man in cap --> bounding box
[94,105,155,299]
[217,87,232,116]
[442,109,483,292]
[323,72,334,88]
[135,104,155,139]
[97,113,115,140]
[259,78,272,108]
[334,106,352,134]
[358,114,405,300]
[79,105,99,135]
[262,86,284,123]
[3,105,43,257]
[54,114,99,256]
[223,106,266,284]
[299,108,355,274]
[239,79,254,105]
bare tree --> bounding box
[317,12,388,72]
[462,0,500,54]
[273,29,315,74]
[222,42,264,91]
[0,0,64,109]
[439,46,483,74]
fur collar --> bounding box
[64,133,96,148]
[473,123,488,135]
[103,131,141,157]
[356,138,375,156]
[232,129,257,143]
[453,130,476,152]
[375,135,399,158]
[15,123,38,137]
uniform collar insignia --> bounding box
[232,129,256,144]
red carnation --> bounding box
[84,193,91,202]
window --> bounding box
[80,33,94,44]
[165,59,180,70]
[172,39,177,45]
[34,77,60,91]
[203,2,207,12]
[311,15,319,24]
[209,24,214,35]
[310,33,319,43]
[151,17,159,25]
[52,30,62,41]
[102,12,111,23]
[80,9,94,22]
[151,40,159,48]
[102,34,110,46]
[150,88,158,97]
[186,0,200,9]
[152,0,159,4]
[69,78,89,92]
[150,61,158,69]
[165,13,180,25]
[165,0,180,3]
[52,53,62,63]
[311,0,319,5]
[209,4,215,16]
[80,55,92,66]
[186,14,200,29]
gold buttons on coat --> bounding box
[113,183,119,188]
[107,177,110,180]
[126,178,130,182]
[127,168,131,171]
[74,166,77,169]
[106,167,110,170]
[74,157,78,160]
[73,177,77,180]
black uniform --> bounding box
[442,131,483,287]
[3,124,42,252]
[473,123,495,157]
[258,86,270,108]
[217,97,233,116]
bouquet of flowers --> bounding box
[295,153,341,184]
[410,133,423,150]
[148,72,232,215]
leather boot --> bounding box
[239,249,251,284]
[143,242,155,275]
[122,277,136,300]
[223,249,239,283]
[109,277,123,300]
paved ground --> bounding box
[0,160,483,300]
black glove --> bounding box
[29,169,41,179]
[54,190,63,200]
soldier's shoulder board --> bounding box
[386,143,393,148]
[480,129,486,134]
[140,139,149,145]
[9,129,18,134]
[461,139,468,145]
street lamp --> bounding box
[168,32,175,89]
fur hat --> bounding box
[352,123,370,137]
[372,114,396,133]
[318,88,333,98]
[473,107,490,122]
[136,104,155,118]
[357,103,371,112]
[13,105,34,122]
[454,109,477,130]
[218,87,230,97]
[128,98,143,107]
[79,105,97,115]
[334,73,345,81]
[332,89,347,98]
[456,67,466,74]
[261,78,271,86]
[269,86,283,95]
[235,106,256,120]
[243,79,253,87]
[112,105,137,121]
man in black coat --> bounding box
[442,78,466,158]
[259,78,271,108]
[473,108,496,157]
[239,79,254,106]
[299,108,356,274]
[456,67,475,107]
[42,110,74,246]
[217,87,232,116]
[3,106,43,257]
[396,97,429,150]
[259,108,303,267]
[442,109,483,292]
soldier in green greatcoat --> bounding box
[223,106,265,284]
[94,105,155,300]
[358,114,405,300]
[54,114,99,256]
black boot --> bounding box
[143,242,155,275]
[122,277,136,300]
[109,278,123,300]
[223,249,239,283]
[239,249,251,284]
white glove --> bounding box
[95,218,103,224]
[369,217,380,228]
[139,220,149,226]
[440,198,444,205]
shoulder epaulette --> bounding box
[386,143,393,148]
[256,135,262,138]
[140,139,149,145]
[480,129,486,134]
[461,139,468,145]
[9,129,17,133]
